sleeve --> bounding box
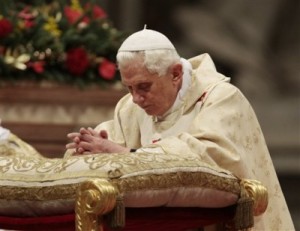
[64,96,131,158]
[94,94,142,149]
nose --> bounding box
[132,91,144,104]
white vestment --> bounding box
[95,53,295,230]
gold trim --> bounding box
[75,179,118,231]
[113,171,240,194]
[0,183,79,201]
[0,171,240,201]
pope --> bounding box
[66,28,295,230]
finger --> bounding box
[77,147,86,154]
[88,127,98,136]
[67,132,80,139]
[66,142,77,149]
[80,127,92,135]
[74,148,85,155]
[77,141,93,153]
[74,136,81,143]
[100,130,108,139]
[78,133,94,143]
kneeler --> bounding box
[0,134,268,231]
[0,198,236,231]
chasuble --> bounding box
[92,53,294,230]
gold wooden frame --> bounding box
[73,178,268,231]
[75,179,118,231]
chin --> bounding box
[141,105,164,116]
[144,109,154,116]
[145,110,165,117]
[143,108,157,116]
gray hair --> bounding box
[117,49,180,76]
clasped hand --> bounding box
[66,127,130,155]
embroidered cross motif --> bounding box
[152,138,161,143]
[197,91,207,103]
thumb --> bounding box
[99,130,108,139]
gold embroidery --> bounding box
[0,183,79,200]
[112,172,240,194]
[0,144,16,156]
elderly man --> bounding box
[66,29,294,230]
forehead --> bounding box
[120,64,158,86]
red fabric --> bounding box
[105,206,235,231]
[0,206,235,231]
[0,214,75,231]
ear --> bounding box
[171,63,183,83]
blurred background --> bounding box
[1,0,299,229]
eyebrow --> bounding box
[122,80,152,87]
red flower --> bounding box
[66,47,89,75]
[28,61,45,74]
[64,6,89,24]
[84,3,107,19]
[18,7,35,20]
[98,59,116,80]
[0,18,13,38]
[92,5,107,19]
[24,20,35,28]
[18,7,36,29]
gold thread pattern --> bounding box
[0,183,79,201]
[113,171,240,194]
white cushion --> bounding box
[0,134,240,217]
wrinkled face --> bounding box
[120,60,183,116]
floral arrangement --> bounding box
[0,0,126,88]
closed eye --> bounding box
[125,82,152,95]
[137,83,151,92]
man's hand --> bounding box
[66,127,130,155]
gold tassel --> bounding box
[106,195,125,229]
[234,179,255,231]
[233,195,254,230]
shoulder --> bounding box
[211,81,239,96]
[204,81,250,108]
[115,93,133,110]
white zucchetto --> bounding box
[118,29,175,52]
